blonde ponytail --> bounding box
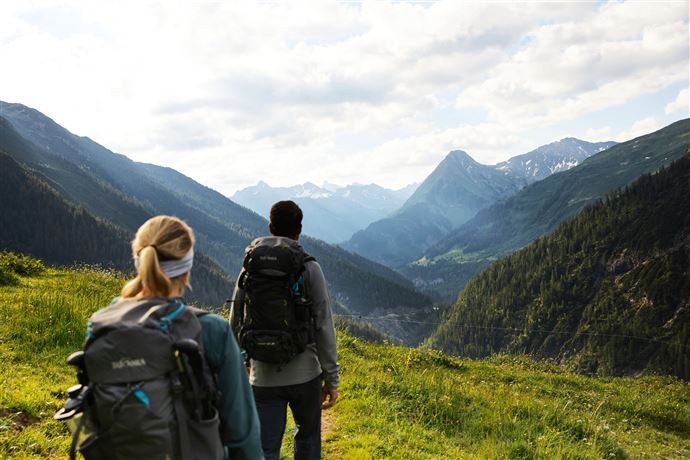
[139,245,172,297]
[121,216,195,299]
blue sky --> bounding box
[0,1,688,195]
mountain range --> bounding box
[405,119,690,301]
[0,101,430,314]
[343,138,616,267]
[231,181,416,243]
[2,98,688,379]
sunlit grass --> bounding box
[0,268,123,458]
[325,336,690,459]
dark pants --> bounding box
[252,377,322,460]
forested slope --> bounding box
[301,236,429,313]
[430,152,690,380]
[0,152,232,306]
[0,152,131,268]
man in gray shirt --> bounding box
[230,200,339,460]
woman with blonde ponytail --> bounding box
[78,215,263,460]
[121,215,195,299]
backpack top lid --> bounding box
[244,236,309,278]
[84,297,202,384]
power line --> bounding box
[335,313,689,350]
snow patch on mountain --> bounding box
[494,138,617,184]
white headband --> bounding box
[135,248,194,279]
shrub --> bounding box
[0,265,19,286]
[0,251,46,276]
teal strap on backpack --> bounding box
[133,389,150,408]
[291,274,305,294]
[160,300,186,331]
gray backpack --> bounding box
[55,298,224,460]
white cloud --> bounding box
[584,126,614,141]
[615,117,662,142]
[456,2,688,130]
[665,88,689,115]
[0,0,687,195]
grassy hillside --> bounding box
[1,261,688,459]
[0,264,124,457]
[329,339,689,459]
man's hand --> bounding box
[321,384,338,409]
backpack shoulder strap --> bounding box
[189,306,210,317]
[238,269,248,289]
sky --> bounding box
[1,1,688,196]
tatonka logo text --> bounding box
[260,256,278,261]
[112,358,147,369]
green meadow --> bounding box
[1,261,688,459]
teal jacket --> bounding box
[199,313,264,459]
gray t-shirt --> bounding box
[230,236,340,389]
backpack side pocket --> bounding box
[186,408,224,460]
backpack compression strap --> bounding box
[171,372,193,460]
